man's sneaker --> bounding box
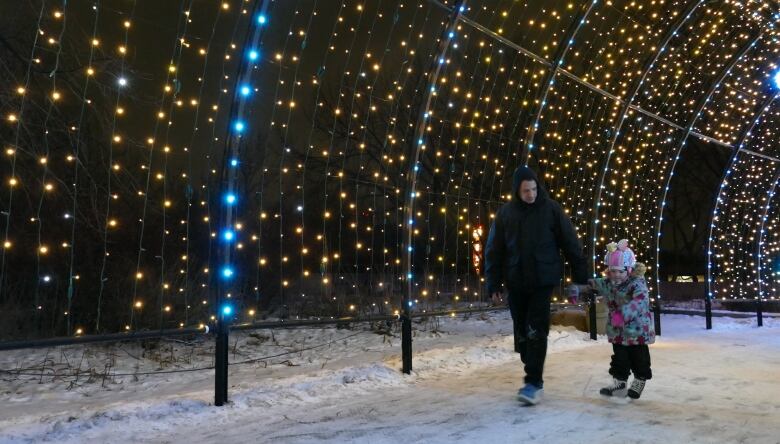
[599,378,627,397]
[517,383,544,405]
[628,378,646,399]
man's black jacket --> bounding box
[484,167,588,294]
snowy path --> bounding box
[2,315,780,443]
[178,322,780,444]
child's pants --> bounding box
[608,344,652,381]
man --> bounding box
[484,166,588,405]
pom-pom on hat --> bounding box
[604,239,636,272]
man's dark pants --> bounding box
[507,285,553,387]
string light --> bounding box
[3,0,780,339]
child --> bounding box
[570,239,655,399]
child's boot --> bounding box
[599,378,627,397]
[628,378,646,399]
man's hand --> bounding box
[491,292,505,305]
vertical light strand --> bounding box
[298,1,349,317]
[34,0,71,328]
[96,0,129,333]
[129,0,196,330]
[180,1,227,326]
[404,1,464,317]
[0,1,47,304]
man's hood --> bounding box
[512,166,549,204]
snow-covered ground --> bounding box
[1,312,779,443]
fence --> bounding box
[0,295,601,406]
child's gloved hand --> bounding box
[610,312,625,328]
[566,285,580,304]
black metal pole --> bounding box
[214,317,229,406]
[705,294,713,330]
[588,291,597,341]
[401,311,412,374]
[757,298,763,327]
[654,298,662,336]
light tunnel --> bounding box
[1,0,779,339]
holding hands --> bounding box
[566,280,598,304]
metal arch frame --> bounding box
[756,165,780,326]
[428,1,780,322]
[449,0,707,269]
[212,0,272,406]
[651,30,765,318]
[402,0,466,374]
[520,0,600,166]
[437,2,728,148]
[589,0,705,277]
[704,93,779,329]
